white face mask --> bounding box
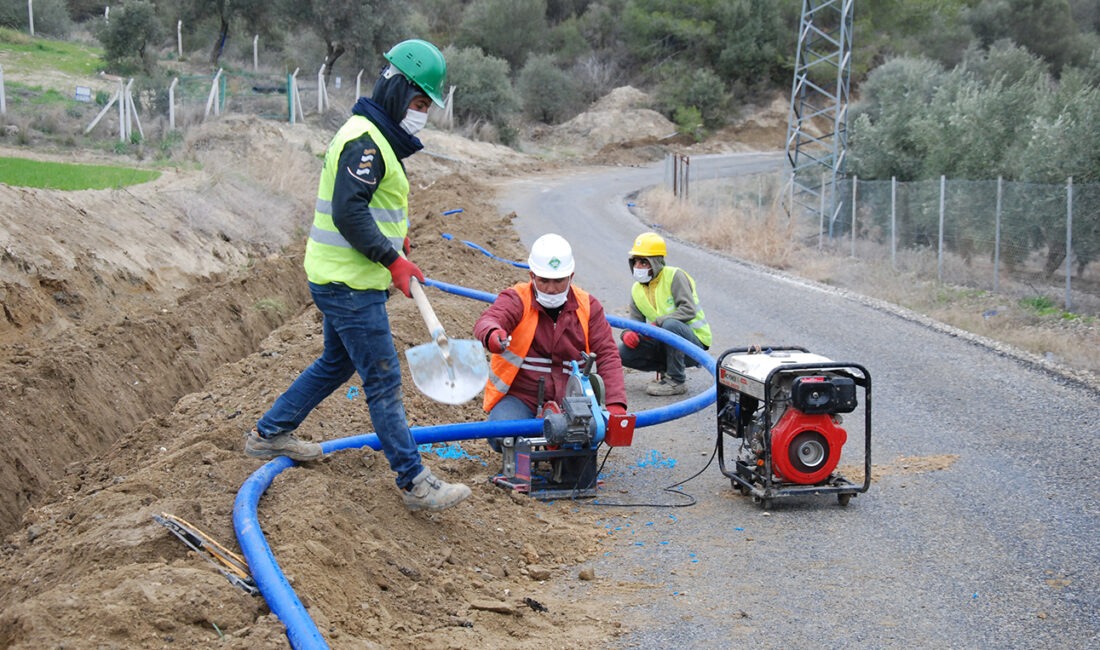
[400,109,428,135]
[535,287,569,309]
[633,268,652,283]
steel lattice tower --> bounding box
[786,0,853,233]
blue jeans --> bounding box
[486,395,535,452]
[257,282,422,487]
[617,319,705,384]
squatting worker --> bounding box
[618,232,711,396]
[474,234,627,450]
[244,39,471,512]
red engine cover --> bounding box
[770,409,847,484]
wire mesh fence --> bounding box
[666,156,1100,317]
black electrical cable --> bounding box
[567,436,721,509]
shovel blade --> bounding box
[405,339,488,405]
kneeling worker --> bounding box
[474,233,627,449]
[618,232,712,396]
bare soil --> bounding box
[0,93,683,648]
[1,85,1095,649]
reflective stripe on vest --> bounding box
[304,115,409,290]
[630,266,712,347]
[482,282,592,412]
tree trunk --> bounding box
[324,42,346,85]
[210,18,229,66]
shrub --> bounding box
[0,0,72,37]
[517,54,583,124]
[442,45,518,129]
[96,0,163,74]
[653,63,730,130]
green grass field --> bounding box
[0,156,159,189]
[0,27,103,77]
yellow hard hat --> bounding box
[629,232,666,257]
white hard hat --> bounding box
[528,233,575,279]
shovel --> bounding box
[405,277,489,405]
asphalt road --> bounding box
[497,155,1100,649]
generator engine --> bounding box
[716,346,871,508]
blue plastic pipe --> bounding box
[234,275,718,649]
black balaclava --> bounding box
[371,67,426,124]
[350,66,426,160]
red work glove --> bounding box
[622,330,641,349]
[607,404,626,416]
[386,256,424,298]
[486,329,509,354]
[403,236,411,257]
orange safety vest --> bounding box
[483,282,591,412]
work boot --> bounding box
[244,429,323,462]
[645,378,687,396]
[402,468,471,512]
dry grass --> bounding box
[640,184,1100,380]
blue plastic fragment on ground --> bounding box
[442,208,464,215]
[416,442,487,465]
[636,450,677,469]
[346,386,360,400]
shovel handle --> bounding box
[410,277,448,345]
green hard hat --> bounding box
[384,39,447,107]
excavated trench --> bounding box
[0,250,311,538]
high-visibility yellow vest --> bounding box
[630,266,712,347]
[483,282,591,412]
[304,115,408,290]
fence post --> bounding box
[288,69,298,123]
[937,175,946,282]
[0,65,6,115]
[123,78,133,141]
[890,176,897,270]
[850,175,858,257]
[818,172,826,250]
[443,86,455,129]
[177,20,182,59]
[994,176,1002,292]
[317,64,326,113]
[27,0,34,36]
[1066,177,1073,311]
[169,77,178,129]
[117,78,125,141]
[253,35,259,72]
[203,68,223,121]
[356,70,364,99]
[126,79,143,140]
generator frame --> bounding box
[716,346,872,508]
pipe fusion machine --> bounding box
[491,354,636,499]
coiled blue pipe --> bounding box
[234,277,717,649]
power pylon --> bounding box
[785,0,853,235]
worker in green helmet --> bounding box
[618,232,712,396]
[245,39,471,512]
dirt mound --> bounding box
[0,112,631,648]
[543,86,678,153]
